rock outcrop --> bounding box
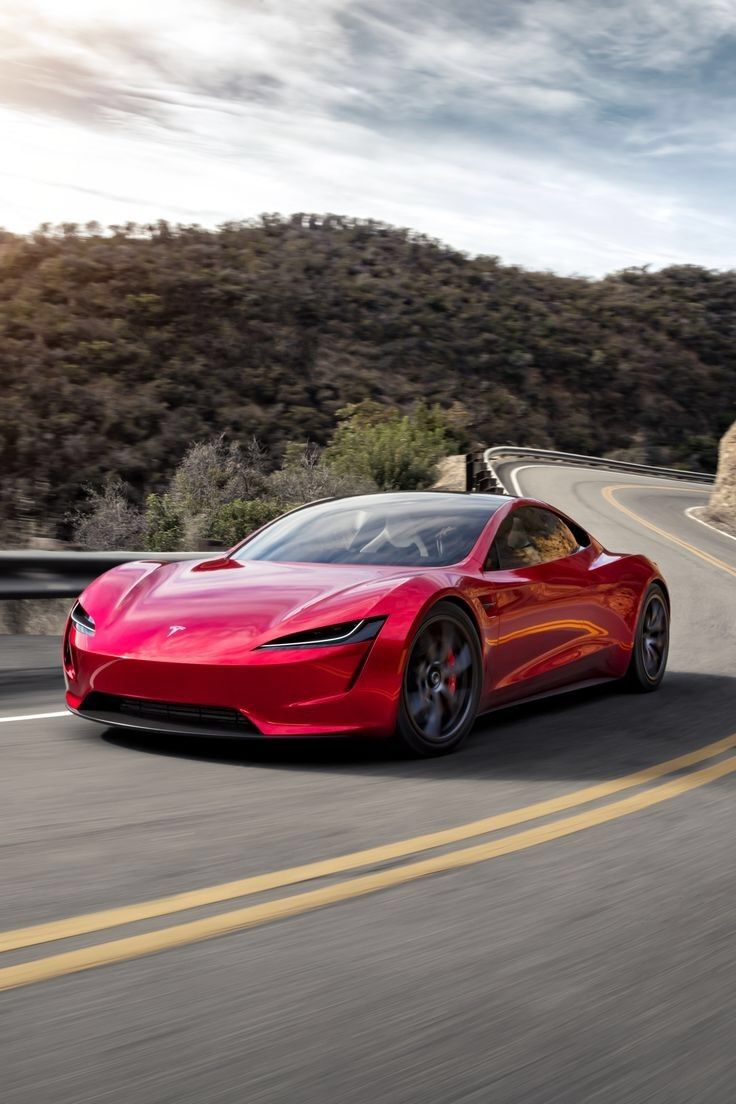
[705,420,736,535]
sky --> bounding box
[1,0,735,275]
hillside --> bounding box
[1,214,734,541]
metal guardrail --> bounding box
[467,446,715,494]
[0,551,213,600]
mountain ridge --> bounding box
[0,214,733,540]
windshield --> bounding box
[231,495,500,567]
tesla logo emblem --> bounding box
[167,625,186,637]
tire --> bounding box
[393,601,482,757]
[625,584,669,692]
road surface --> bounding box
[2,464,735,1103]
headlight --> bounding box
[259,616,385,650]
[70,601,95,636]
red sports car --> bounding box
[64,492,669,756]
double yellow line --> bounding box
[3,733,736,992]
[602,483,736,579]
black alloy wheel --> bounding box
[394,601,482,756]
[625,585,669,692]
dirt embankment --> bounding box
[433,455,467,492]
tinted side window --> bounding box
[523,508,580,563]
[487,507,580,570]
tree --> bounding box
[322,401,454,490]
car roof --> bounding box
[323,490,510,511]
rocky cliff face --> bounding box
[705,420,736,534]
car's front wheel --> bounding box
[625,584,669,692]
[393,601,482,756]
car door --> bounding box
[480,506,610,706]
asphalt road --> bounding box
[2,464,736,1104]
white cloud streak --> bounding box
[0,0,735,274]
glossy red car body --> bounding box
[63,493,666,740]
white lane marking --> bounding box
[685,506,736,544]
[0,711,70,724]
[504,463,539,496]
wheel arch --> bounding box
[651,575,670,610]
[433,594,483,647]
[626,572,670,652]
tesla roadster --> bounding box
[64,491,669,756]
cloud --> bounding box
[0,0,735,274]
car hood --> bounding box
[80,557,422,659]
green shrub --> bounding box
[207,498,284,547]
[145,493,184,551]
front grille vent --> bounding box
[82,692,256,733]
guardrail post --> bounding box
[465,454,475,492]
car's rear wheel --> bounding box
[393,601,482,756]
[625,584,669,692]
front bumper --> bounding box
[64,629,401,738]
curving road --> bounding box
[3,464,736,1104]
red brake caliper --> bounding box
[447,650,457,695]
